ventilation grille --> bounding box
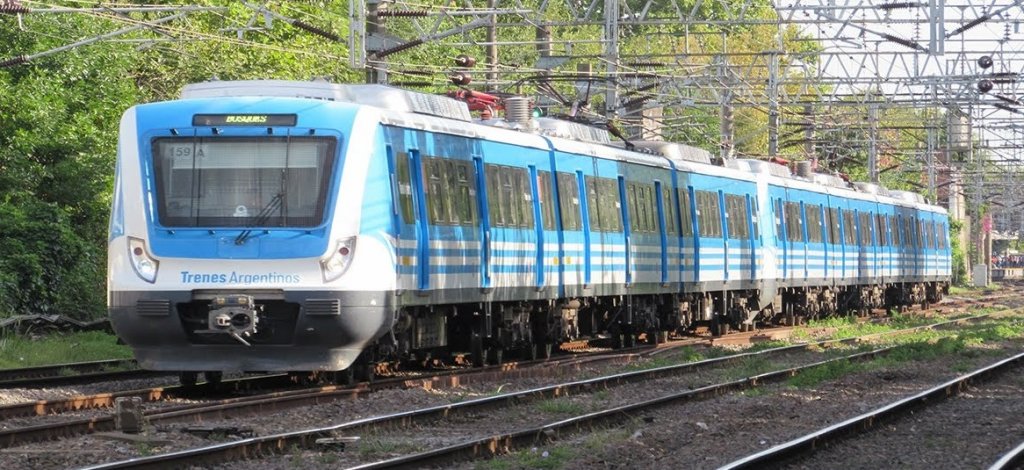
[305,299,341,316]
[136,299,171,316]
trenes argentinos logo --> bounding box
[179,271,301,284]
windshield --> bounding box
[152,136,337,228]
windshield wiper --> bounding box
[234,192,284,245]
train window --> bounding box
[679,189,694,236]
[909,217,917,246]
[859,213,872,246]
[749,197,759,239]
[627,183,641,232]
[586,177,601,231]
[695,191,722,238]
[775,199,784,239]
[424,158,450,225]
[513,169,534,228]
[939,223,947,249]
[556,173,581,230]
[455,162,476,226]
[444,160,460,224]
[662,187,677,235]
[806,204,823,243]
[485,165,504,227]
[600,178,623,232]
[921,219,929,248]
[784,202,803,242]
[842,210,856,245]
[875,214,887,247]
[537,172,555,231]
[725,194,748,240]
[826,207,839,244]
[395,152,415,224]
[642,185,656,233]
[890,215,900,247]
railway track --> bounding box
[74,309,1014,469]
[0,359,171,389]
[720,348,1024,469]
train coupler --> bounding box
[198,295,261,346]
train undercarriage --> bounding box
[349,281,949,382]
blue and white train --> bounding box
[108,80,951,383]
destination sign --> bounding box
[192,114,298,126]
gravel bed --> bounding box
[0,303,1013,469]
[786,363,1024,469]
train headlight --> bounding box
[321,236,356,282]
[128,237,159,283]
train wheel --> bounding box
[203,371,223,387]
[179,372,198,387]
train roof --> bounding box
[177,79,947,215]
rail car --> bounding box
[107,80,951,383]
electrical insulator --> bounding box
[978,56,994,69]
[449,73,472,86]
[454,55,477,67]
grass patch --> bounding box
[0,331,132,369]
[480,428,629,470]
[536,398,586,415]
[480,445,575,470]
[356,436,425,458]
[787,359,867,388]
[725,356,779,380]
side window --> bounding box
[395,151,415,224]
[586,177,601,230]
[679,189,694,236]
[556,173,581,230]
[875,214,887,247]
[784,202,803,242]
[425,158,449,224]
[827,208,840,244]
[859,212,872,246]
[662,187,677,235]
[775,199,785,239]
[806,204,823,243]
[749,196,759,239]
[696,190,722,238]
[538,171,555,231]
[600,178,623,232]
[891,215,901,247]
[486,165,505,227]
[512,169,534,228]
[725,194,748,240]
[843,210,856,245]
[454,162,473,227]
[627,183,641,232]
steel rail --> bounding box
[720,350,1024,469]
[81,308,1014,469]
[989,441,1024,470]
[0,359,136,382]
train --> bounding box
[107,80,951,384]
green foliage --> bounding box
[536,398,586,415]
[949,219,968,286]
[787,359,866,388]
[0,331,132,368]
